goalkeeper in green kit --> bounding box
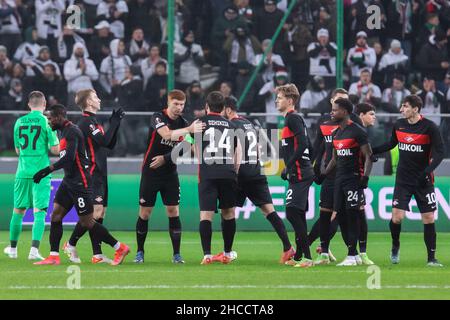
[4,91,60,260]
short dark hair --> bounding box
[403,95,423,112]
[355,103,376,115]
[331,88,348,98]
[334,98,353,114]
[224,96,238,111]
[206,91,225,113]
[47,104,67,118]
[155,61,167,69]
[393,74,405,82]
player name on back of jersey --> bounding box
[20,118,41,124]
[207,120,230,127]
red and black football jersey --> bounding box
[77,112,117,178]
[195,112,237,181]
[231,116,262,179]
[314,115,339,174]
[281,110,314,182]
[142,109,188,177]
[378,116,444,185]
[53,121,91,189]
[332,120,368,177]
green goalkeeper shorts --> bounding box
[14,177,51,210]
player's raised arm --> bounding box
[156,118,205,141]
[372,124,398,155]
[88,108,125,149]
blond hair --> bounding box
[75,89,95,111]
[276,84,300,105]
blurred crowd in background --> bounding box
[0,0,449,157]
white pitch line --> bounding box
[5,284,450,290]
[1,269,368,274]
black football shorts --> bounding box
[319,177,335,210]
[393,183,437,213]
[92,174,108,207]
[235,176,273,208]
[54,180,94,216]
[199,179,238,212]
[286,177,313,211]
[139,174,180,207]
[333,175,364,212]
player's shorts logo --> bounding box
[95,196,103,202]
[139,198,146,204]
[393,199,399,206]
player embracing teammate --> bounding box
[135,90,204,264]
[372,95,445,266]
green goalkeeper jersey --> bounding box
[14,110,59,179]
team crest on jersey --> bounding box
[90,124,101,135]
[405,136,414,143]
[337,143,344,149]
[155,117,165,129]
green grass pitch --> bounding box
[1,231,450,300]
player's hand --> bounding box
[189,119,206,134]
[33,167,52,184]
[359,175,369,189]
[149,155,165,169]
[314,174,326,185]
[110,108,125,124]
[370,154,378,163]
[281,168,288,181]
[418,172,431,187]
